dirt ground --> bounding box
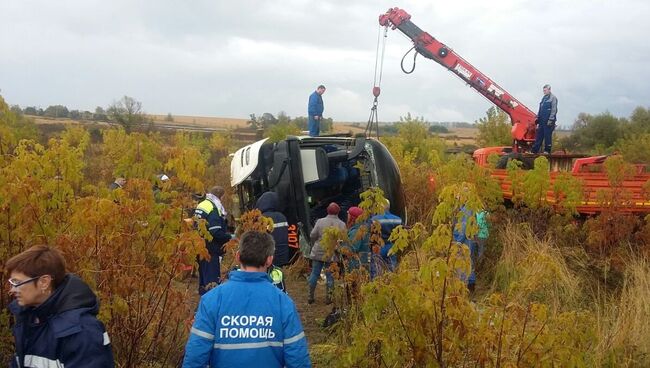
[285,274,332,346]
[286,274,337,367]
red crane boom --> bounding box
[379,7,537,152]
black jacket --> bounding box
[256,192,290,266]
[9,274,114,367]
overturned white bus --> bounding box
[231,135,406,260]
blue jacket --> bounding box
[452,206,478,284]
[195,198,230,256]
[9,274,114,368]
[347,222,371,268]
[256,192,290,266]
[348,223,370,254]
[371,211,403,245]
[182,271,311,368]
[308,91,324,117]
[537,93,558,124]
[453,206,475,246]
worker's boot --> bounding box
[325,288,333,305]
[308,285,315,304]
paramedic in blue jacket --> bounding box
[307,85,326,136]
[371,201,403,273]
[532,84,558,154]
[6,245,114,368]
[182,231,311,368]
[256,191,290,267]
[195,185,231,295]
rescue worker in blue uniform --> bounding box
[371,201,403,274]
[194,185,231,295]
[307,85,326,137]
[182,231,311,368]
[453,205,479,292]
[6,245,114,368]
[256,191,290,267]
[532,84,558,154]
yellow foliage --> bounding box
[321,226,349,259]
[0,96,231,366]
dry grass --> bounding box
[33,116,91,125]
[491,221,583,311]
[493,223,650,365]
[445,126,479,138]
[437,127,478,146]
[594,255,650,366]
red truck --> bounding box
[379,7,650,214]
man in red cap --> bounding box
[308,202,346,304]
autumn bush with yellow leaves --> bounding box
[0,96,236,367]
[317,119,650,367]
[2,96,650,367]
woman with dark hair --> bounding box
[6,245,114,367]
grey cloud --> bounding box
[1,0,649,127]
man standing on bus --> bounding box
[307,85,326,137]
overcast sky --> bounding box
[1,0,649,127]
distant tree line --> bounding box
[15,104,110,121]
[473,104,650,164]
[13,95,151,133]
[373,114,452,136]
[558,107,650,163]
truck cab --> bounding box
[231,135,405,259]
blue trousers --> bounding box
[308,116,320,137]
[532,122,555,153]
[198,254,221,295]
[454,240,479,285]
[308,260,333,289]
[380,243,398,271]
[468,241,478,285]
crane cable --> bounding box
[373,25,388,90]
[401,45,417,74]
[365,26,388,139]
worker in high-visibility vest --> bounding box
[194,186,230,295]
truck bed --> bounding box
[490,169,650,214]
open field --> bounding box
[30,114,571,149]
[149,114,249,129]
